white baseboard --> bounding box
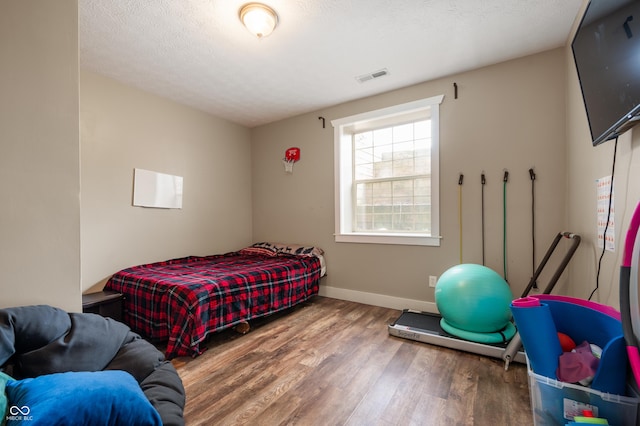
[318,285,439,313]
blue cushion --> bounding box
[5,370,162,426]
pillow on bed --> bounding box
[5,370,162,426]
[273,243,324,257]
[238,245,277,257]
[247,242,324,257]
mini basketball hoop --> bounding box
[283,147,300,174]
[283,158,295,173]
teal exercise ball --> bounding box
[435,264,513,333]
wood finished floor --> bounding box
[171,296,532,426]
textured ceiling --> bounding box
[79,0,584,128]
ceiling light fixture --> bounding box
[239,3,279,39]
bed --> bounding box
[104,243,325,359]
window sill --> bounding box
[335,233,441,247]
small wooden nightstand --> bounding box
[82,290,124,322]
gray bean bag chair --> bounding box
[0,305,185,425]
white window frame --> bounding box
[332,95,443,246]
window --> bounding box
[332,95,443,246]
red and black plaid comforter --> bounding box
[104,252,321,359]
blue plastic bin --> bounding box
[512,295,639,425]
[512,295,627,395]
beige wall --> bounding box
[565,43,640,309]
[4,2,636,315]
[0,0,81,312]
[80,71,253,293]
[251,49,568,311]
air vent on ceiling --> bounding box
[355,68,390,83]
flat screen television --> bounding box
[572,0,640,146]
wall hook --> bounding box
[318,116,326,128]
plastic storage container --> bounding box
[528,359,639,425]
[512,295,628,395]
[513,295,640,424]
